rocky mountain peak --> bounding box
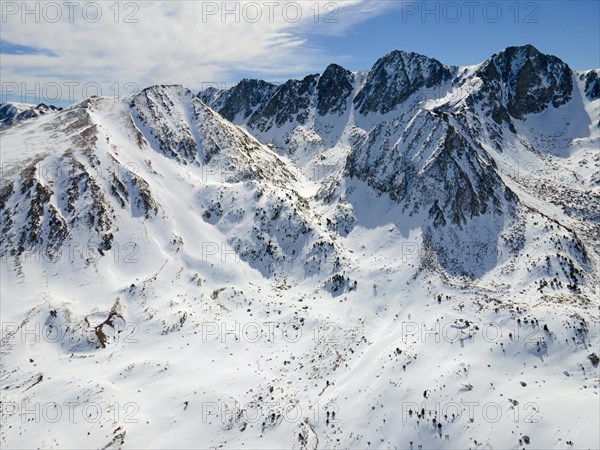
[247,73,319,130]
[582,69,600,100]
[475,44,573,119]
[317,63,355,116]
[354,50,453,115]
[0,101,62,130]
[1,44,599,450]
[204,78,278,123]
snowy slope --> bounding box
[1,46,599,449]
[0,102,62,130]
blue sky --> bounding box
[308,0,600,72]
[1,1,598,106]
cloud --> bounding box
[0,0,394,103]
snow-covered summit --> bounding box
[1,45,598,449]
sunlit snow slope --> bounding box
[1,45,599,449]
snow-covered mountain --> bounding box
[1,45,599,449]
[0,102,62,130]
[202,45,599,276]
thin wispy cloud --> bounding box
[1,1,395,103]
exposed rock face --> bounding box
[196,45,591,233]
[197,44,596,279]
[248,74,319,131]
[0,102,62,129]
[131,85,298,186]
[201,45,577,130]
[2,45,594,279]
[354,50,453,115]
[346,111,514,227]
[199,79,278,123]
[473,45,573,121]
[0,102,164,261]
[1,86,343,278]
[2,45,599,450]
[583,70,600,100]
[317,64,355,116]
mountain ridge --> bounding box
[1,44,598,449]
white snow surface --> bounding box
[0,61,599,450]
